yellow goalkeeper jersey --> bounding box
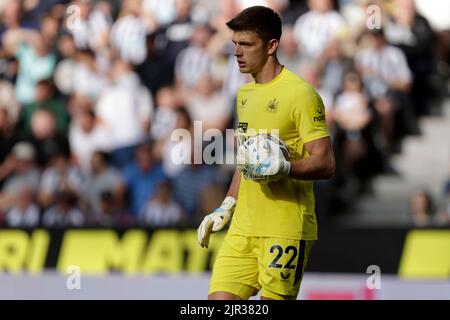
[230,67,329,240]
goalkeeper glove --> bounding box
[247,155,291,182]
[197,196,236,248]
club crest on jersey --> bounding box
[267,98,278,112]
[312,104,326,123]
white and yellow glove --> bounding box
[197,196,236,248]
[237,142,290,182]
[236,134,291,183]
[246,155,291,182]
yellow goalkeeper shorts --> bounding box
[209,232,315,300]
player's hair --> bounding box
[226,6,282,43]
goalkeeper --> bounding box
[197,6,335,300]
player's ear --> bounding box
[267,39,279,55]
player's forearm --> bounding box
[226,170,241,199]
[288,152,335,181]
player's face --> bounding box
[232,31,268,74]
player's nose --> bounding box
[234,45,243,56]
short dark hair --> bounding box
[226,6,282,43]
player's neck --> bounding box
[252,59,283,84]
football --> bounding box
[236,134,290,181]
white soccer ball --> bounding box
[236,134,290,181]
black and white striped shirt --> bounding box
[293,10,346,58]
[110,15,148,65]
[175,46,214,89]
[355,45,413,85]
[70,8,112,50]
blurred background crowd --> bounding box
[0,0,448,229]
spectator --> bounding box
[0,79,19,121]
[175,23,217,91]
[4,185,40,228]
[41,190,85,227]
[142,0,177,27]
[110,0,149,65]
[154,0,196,67]
[293,0,347,59]
[20,0,66,31]
[332,71,372,137]
[66,0,112,51]
[138,180,185,227]
[95,59,154,168]
[72,49,109,100]
[436,173,450,226]
[408,188,436,227]
[0,107,16,165]
[208,0,240,56]
[182,74,231,132]
[21,79,70,137]
[171,146,219,218]
[279,25,304,74]
[355,28,414,152]
[69,105,111,173]
[28,108,70,167]
[150,86,179,141]
[332,71,381,190]
[0,54,19,84]
[118,143,167,217]
[157,107,192,178]
[317,40,352,98]
[80,151,123,218]
[0,0,23,37]
[135,32,175,95]
[94,190,134,227]
[0,142,40,212]
[37,151,83,209]
[338,0,370,43]
[2,28,56,104]
[40,12,61,52]
[385,0,435,116]
[53,34,78,95]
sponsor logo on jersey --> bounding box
[236,122,249,145]
[313,104,326,122]
[237,122,248,133]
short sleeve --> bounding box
[292,85,330,144]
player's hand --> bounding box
[247,155,291,182]
[236,136,291,183]
[197,196,236,248]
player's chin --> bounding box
[238,65,251,73]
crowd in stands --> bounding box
[0,0,448,228]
